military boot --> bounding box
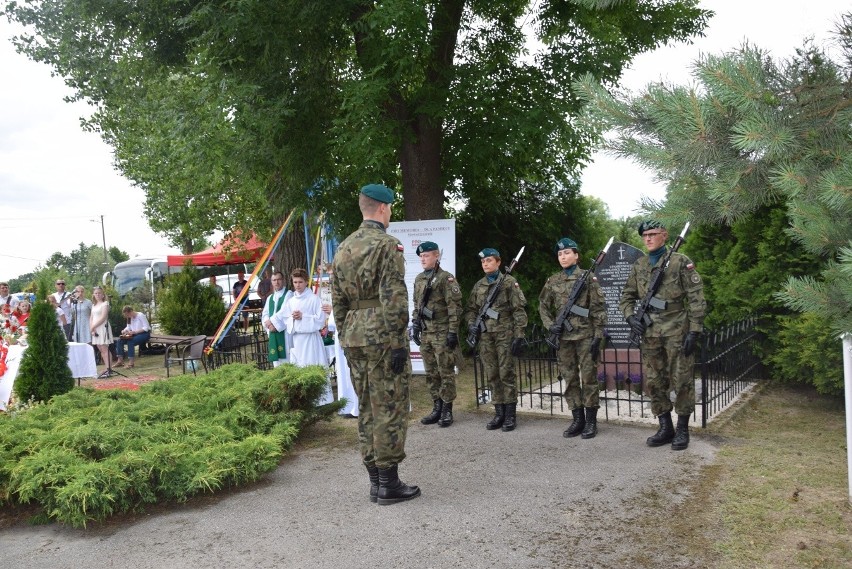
[580,407,598,439]
[420,399,442,425]
[646,411,675,447]
[377,464,421,505]
[486,404,505,430]
[366,463,380,503]
[438,401,454,427]
[501,403,517,432]
[671,414,691,451]
[562,408,585,438]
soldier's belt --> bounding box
[649,297,683,312]
[351,298,381,309]
[422,309,448,320]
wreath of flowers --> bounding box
[1,303,23,341]
[0,340,8,379]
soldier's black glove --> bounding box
[589,337,602,363]
[446,332,458,349]
[548,322,563,337]
[626,315,646,337]
[411,320,422,346]
[511,337,525,357]
[681,331,700,356]
[391,348,408,374]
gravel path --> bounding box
[1,411,716,569]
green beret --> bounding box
[554,237,578,254]
[637,219,666,236]
[478,247,500,259]
[416,241,439,256]
[360,183,395,204]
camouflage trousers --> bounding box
[420,331,457,403]
[641,335,696,417]
[344,345,411,469]
[479,328,516,404]
[557,336,599,409]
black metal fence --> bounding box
[473,317,763,427]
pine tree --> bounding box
[14,285,74,403]
[577,14,852,335]
[156,263,227,336]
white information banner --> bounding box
[388,218,457,374]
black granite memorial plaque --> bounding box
[595,241,644,348]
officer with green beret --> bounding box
[331,183,420,504]
[411,241,463,427]
[619,220,706,451]
[538,237,607,439]
[464,247,527,431]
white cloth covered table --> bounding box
[0,342,97,410]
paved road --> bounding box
[1,412,716,569]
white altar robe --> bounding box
[326,311,358,417]
[282,288,333,405]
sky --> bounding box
[0,1,848,283]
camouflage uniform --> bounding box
[412,267,463,403]
[332,219,411,469]
[619,252,705,416]
[539,268,607,409]
[464,274,527,404]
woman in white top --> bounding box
[90,286,113,369]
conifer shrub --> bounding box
[13,283,74,403]
[156,262,226,335]
[0,363,343,527]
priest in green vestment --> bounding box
[262,271,291,367]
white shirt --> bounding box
[0,294,19,310]
[122,312,151,334]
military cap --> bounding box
[360,183,395,204]
[416,241,439,256]
[554,237,578,254]
[637,219,666,236]
[478,247,500,259]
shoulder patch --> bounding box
[686,262,695,270]
[396,244,404,253]
[592,276,598,282]
[513,282,520,288]
[691,273,701,284]
[448,277,454,282]
[451,285,461,294]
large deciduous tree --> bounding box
[6,0,709,247]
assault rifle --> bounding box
[413,258,439,343]
[628,222,690,346]
[466,246,525,348]
[545,236,614,350]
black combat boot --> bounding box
[366,463,380,503]
[377,464,421,505]
[580,407,598,439]
[486,404,505,430]
[438,401,454,427]
[420,399,442,425]
[671,414,690,451]
[501,403,517,432]
[646,411,675,447]
[562,408,585,438]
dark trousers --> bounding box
[116,331,151,359]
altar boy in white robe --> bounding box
[283,268,334,405]
[262,271,291,368]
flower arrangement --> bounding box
[1,303,24,345]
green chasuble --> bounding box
[267,292,287,362]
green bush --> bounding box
[766,313,844,396]
[0,363,343,527]
[14,297,74,403]
[156,262,226,335]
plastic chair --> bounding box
[166,335,209,377]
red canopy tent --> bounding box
[166,234,267,267]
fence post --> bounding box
[842,332,852,506]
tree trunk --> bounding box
[271,216,308,279]
[399,115,445,220]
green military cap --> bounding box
[478,247,500,259]
[554,237,578,254]
[637,219,666,236]
[360,183,395,204]
[416,241,439,255]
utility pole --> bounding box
[91,215,108,264]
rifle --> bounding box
[415,261,438,331]
[466,246,525,348]
[628,222,690,346]
[545,236,614,350]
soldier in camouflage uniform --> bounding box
[411,241,463,427]
[331,183,420,505]
[464,248,527,432]
[619,220,706,451]
[539,237,607,439]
